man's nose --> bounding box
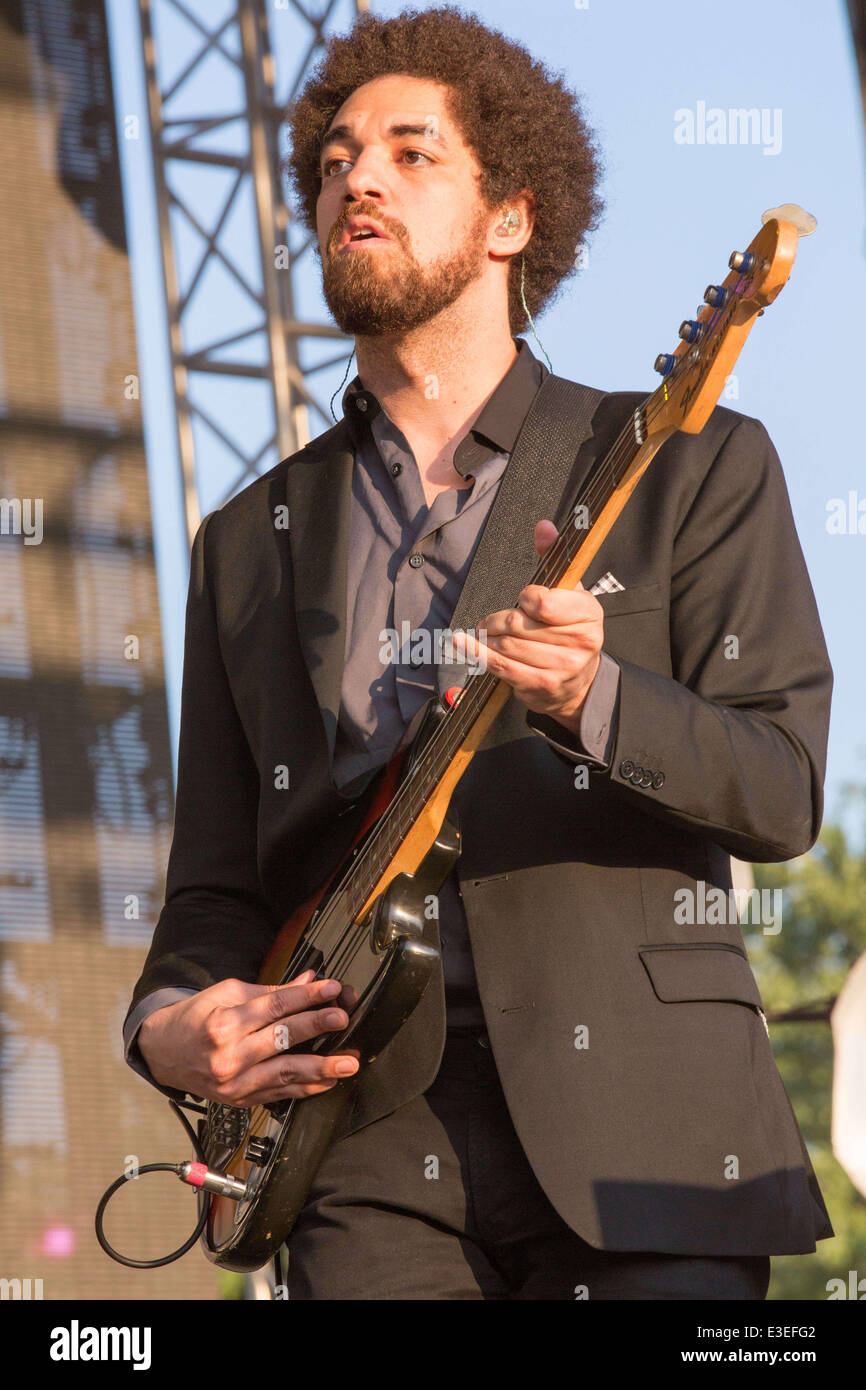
[342,149,388,205]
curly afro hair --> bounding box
[285,6,603,334]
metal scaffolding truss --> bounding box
[139,0,365,542]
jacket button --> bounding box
[639,769,653,788]
[631,764,644,784]
[408,553,424,568]
[652,771,665,789]
[619,760,634,779]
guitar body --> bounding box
[202,703,457,1270]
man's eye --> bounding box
[323,158,351,177]
[402,149,431,166]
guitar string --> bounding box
[320,362,713,983]
[344,280,742,849]
[317,408,645,982]
[318,297,736,983]
[324,333,709,898]
[318,410,664,984]
[307,286,741,980]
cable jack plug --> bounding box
[179,1161,248,1201]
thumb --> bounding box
[534,518,559,557]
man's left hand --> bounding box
[453,520,604,735]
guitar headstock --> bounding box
[647,211,810,437]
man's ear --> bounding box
[488,189,536,259]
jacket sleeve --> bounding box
[604,415,832,862]
[125,512,281,1026]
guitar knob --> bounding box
[704,284,730,307]
[654,353,676,375]
[245,1135,274,1166]
[728,251,756,273]
[678,320,704,343]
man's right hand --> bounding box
[137,970,360,1107]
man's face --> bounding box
[315,75,495,335]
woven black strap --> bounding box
[436,374,606,698]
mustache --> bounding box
[326,201,409,255]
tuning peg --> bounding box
[728,250,756,273]
[654,354,676,375]
[704,285,730,308]
[678,319,704,343]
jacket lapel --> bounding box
[286,420,355,771]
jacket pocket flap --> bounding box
[639,943,763,1007]
[594,581,665,617]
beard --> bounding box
[321,204,490,335]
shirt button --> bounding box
[408,553,424,568]
[356,398,368,412]
[391,462,402,477]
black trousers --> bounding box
[286,1027,771,1300]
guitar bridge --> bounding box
[204,1103,250,1164]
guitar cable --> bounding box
[95,1098,225,1268]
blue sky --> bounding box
[108,0,866,840]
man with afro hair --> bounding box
[127,7,833,1300]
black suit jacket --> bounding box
[129,387,834,1256]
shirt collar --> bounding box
[341,338,548,476]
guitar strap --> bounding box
[435,373,608,702]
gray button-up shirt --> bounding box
[124,340,620,1082]
[333,406,508,791]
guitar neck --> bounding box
[295,209,804,965]
[327,400,674,926]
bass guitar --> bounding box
[198,206,813,1271]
